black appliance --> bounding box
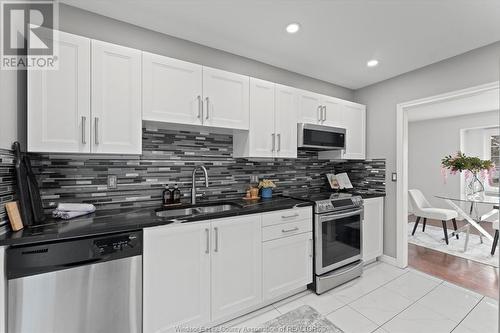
[297,123,346,150]
[12,142,45,226]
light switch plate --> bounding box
[391,173,397,182]
[107,175,117,189]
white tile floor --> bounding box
[225,262,499,333]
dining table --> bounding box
[435,192,499,251]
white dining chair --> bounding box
[408,189,459,245]
[491,220,499,255]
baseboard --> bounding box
[378,255,399,267]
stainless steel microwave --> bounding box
[297,123,346,150]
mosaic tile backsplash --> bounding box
[0,127,385,227]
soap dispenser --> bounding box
[172,184,181,204]
[162,185,173,205]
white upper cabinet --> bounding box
[320,96,343,127]
[298,89,322,124]
[234,80,298,158]
[202,67,249,130]
[143,223,211,333]
[246,78,275,158]
[275,84,298,158]
[142,52,203,125]
[28,31,91,153]
[91,40,142,154]
[342,102,366,160]
[210,215,262,322]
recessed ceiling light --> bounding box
[367,59,379,67]
[286,23,300,34]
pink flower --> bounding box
[487,166,497,186]
[441,167,448,184]
[464,170,471,180]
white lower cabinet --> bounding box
[263,233,313,300]
[362,197,384,263]
[210,216,262,322]
[143,208,313,332]
[143,222,211,333]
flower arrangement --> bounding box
[258,179,276,189]
[258,179,276,199]
[441,151,496,185]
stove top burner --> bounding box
[287,191,363,214]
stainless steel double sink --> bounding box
[156,202,241,221]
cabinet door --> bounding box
[342,103,366,160]
[28,31,91,153]
[91,40,142,154]
[362,197,384,263]
[263,233,313,300]
[202,67,249,130]
[321,96,343,127]
[275,85,298,158]
[298,89,322,124]
[142,52,203,125]
[143,223,211,333]
[248,78,275,158]
[211,215,262,322]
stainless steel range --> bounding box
[290,192,364,294]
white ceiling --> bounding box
[60,0,500,89]
[408,88,499,122]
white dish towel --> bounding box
[52,203,96,220]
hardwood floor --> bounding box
[408,216,499,299]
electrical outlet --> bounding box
[391,173,397,182]
[107,175,117,189]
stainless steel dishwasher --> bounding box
[7,230,142,333]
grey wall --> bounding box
[354,41,500,258]
[408,111,499,210]
[59,4,353,100]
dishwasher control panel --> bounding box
[7,230,142,279]
[93,233,139,255]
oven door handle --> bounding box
[318,208,363,222]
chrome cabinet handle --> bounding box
[197,95,202,119]
[309,238,313,257]
[281,213,299,219]
[277,133,281,152]
[214,227,219,252]
[81,116,86,144]
[317,105,322,122]
[205,228,210,254]
[205,97,209,119]
[323,106,327,121]
[94,117,99,145]
[271,133,276,152]
[282,227,299,233]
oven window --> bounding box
[303,129,345,147]
[321,214,361,268]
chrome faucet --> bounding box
[191,165,209,204]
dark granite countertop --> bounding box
[0,197,312,247]
[355,192,386,199]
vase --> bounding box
[465,172,485,198]
[261,188,273,199]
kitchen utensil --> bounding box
[12,142,33,226]
[5,202,23,231]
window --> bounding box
[491,135,499,187]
